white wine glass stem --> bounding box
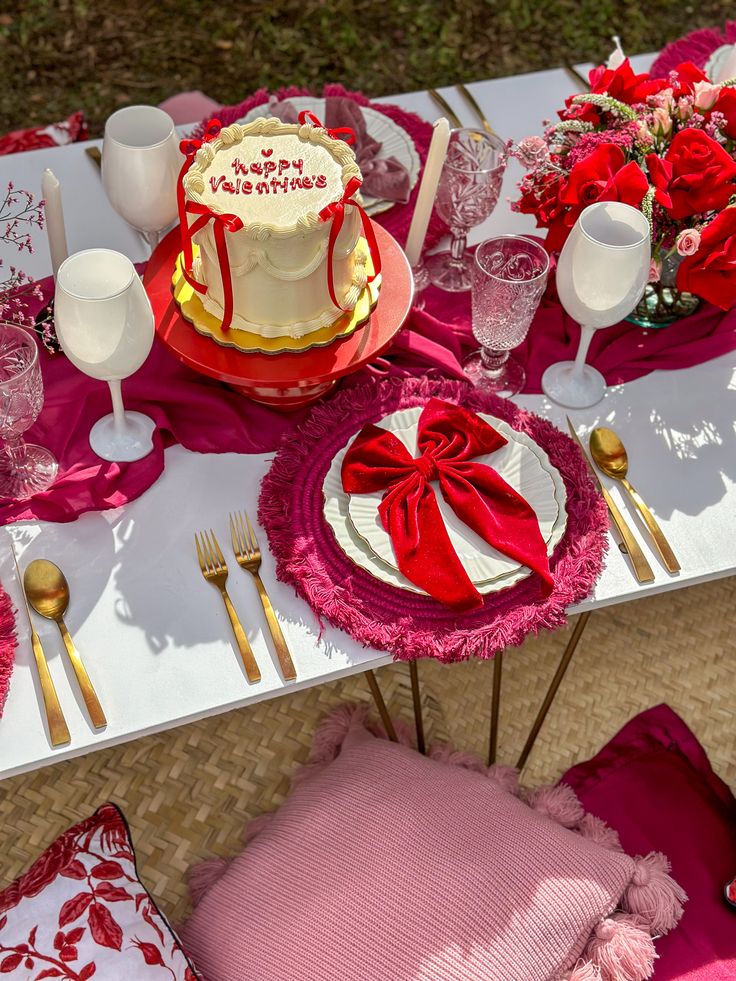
[108,378,127,435]
[572,324,595,381]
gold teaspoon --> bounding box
[23,559,107,728]
[10,545,70,746]
[589,427,680,574]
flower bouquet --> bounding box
[513,57,736,325]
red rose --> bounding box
[677,207,736,310]
[517,170,567,226]
[668,61,709,99]
[647,128,736,219]
[588,58,669,104]
[713,87,736,140]
[546,144,648,251]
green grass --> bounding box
[1,0,733,135]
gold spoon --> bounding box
[589,427,681,574]
[23,559,107,729]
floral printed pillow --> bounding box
[0,803,198,979]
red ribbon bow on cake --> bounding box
[298,109,381,311]
[176,118,243,332]
[341,399,554,611]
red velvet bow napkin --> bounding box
[341,399,553,611]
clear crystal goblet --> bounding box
[425,128,506,292]
[464,235,550,397]
[0,324,58,499]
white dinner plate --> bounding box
[239,97,420,216]
[323,409,567,596]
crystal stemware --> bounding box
[54,249,156,463]
[464,235,550,397]
[425,128,506,292]
[102,105,182,253]
[541,201,651,408]
[0,324,58,499]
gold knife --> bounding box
[428,88,463,129]
[455,83,497,136]
[10,543,71,746]
[566,418,654,584]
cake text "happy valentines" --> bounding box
[209,155,328,196]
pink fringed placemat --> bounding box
[192,83,447,252]
[0,583,18,717]
[259,376,608,663]
[650,21,736,78]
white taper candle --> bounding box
[404,117,451,268]
[41,168,69,280]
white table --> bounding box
[1,56,734,781]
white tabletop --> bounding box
[1,56,734,780]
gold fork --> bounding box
[230,511,297,682]
[195,529,261,683]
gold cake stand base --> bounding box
[171,243,381,356]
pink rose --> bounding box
[651,107,672,137]
[676,228,701,256]
[648,258,662,283]
[693,80,721,111]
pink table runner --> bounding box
[258,376,608,663]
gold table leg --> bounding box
[409,660,426,754]
[516,611,593,771]
[488,652,503,766]
[365,669,398,742]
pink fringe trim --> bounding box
[186,703,686,981]
[650,21,736,78]
[0,581,18,718]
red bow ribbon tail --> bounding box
[182,202,243,332]
[176,118,223,271]
[318,176,382,312]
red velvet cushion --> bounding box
[562,704,736,980]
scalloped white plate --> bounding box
[239,97,420,216]
[323,409,567,595]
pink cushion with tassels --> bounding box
[181,707,685,981]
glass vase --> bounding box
[627,252,700,329]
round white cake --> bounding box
[180,116,370,339]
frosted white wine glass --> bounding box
[542,201,651,408]
[102,106,182,252]
[54,249,156,462]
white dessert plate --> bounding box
[239,97,420,216]
[323,408,567,595]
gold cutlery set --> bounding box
[195,511,296,684]
[10,546,105,747]
[429,84,496,135]
[567,418,680,584]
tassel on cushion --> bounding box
[585,912,656,981]
[487,763,521,796]
[566,962,603,980]
[622,852,688,934]
[188,857,232,906]
[527,784,584,828]
[577,813,623,852]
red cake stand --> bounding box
[144,222,413,410]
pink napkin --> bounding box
[269,96,411,203]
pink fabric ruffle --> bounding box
[191,84,447,252]
[258,375,609,663]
